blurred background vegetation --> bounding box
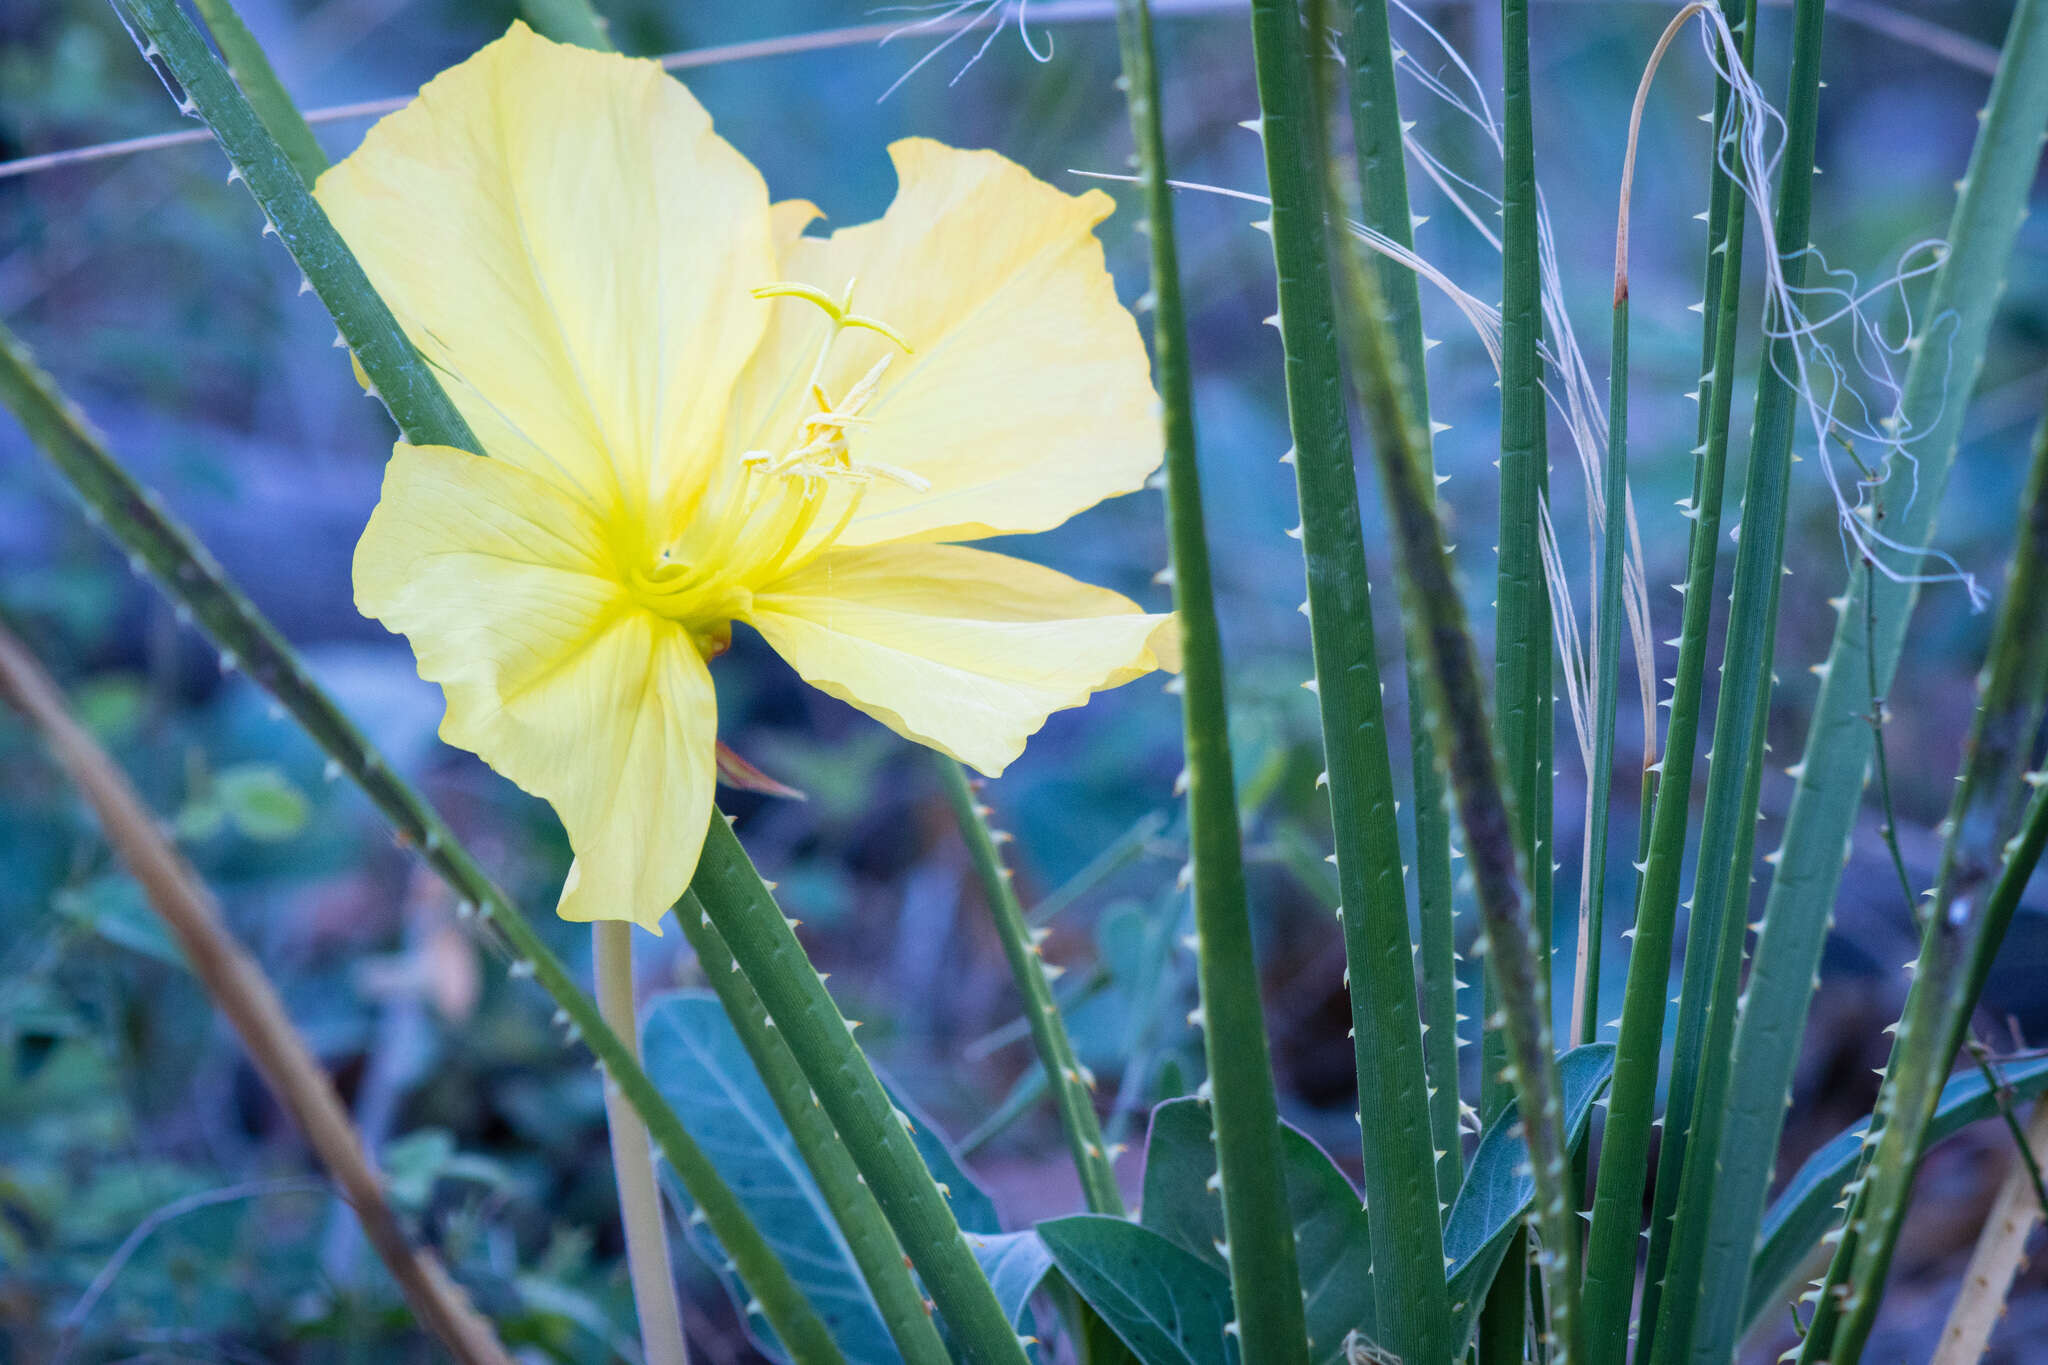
[1,0,2044,1358]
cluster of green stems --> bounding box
[7,0,2048,1363]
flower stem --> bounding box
[938,758,1123,1215]
[594,922,691,1365]
[673,896,952,1365]
[691,814,1031,1365]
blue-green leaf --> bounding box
[1140,1099,1374,1361]
[642,992,1017,1362]
[1743,1054,2048,1331]
[1038,1214,1239,1365]
[969,1230,1056,1329]
[1444,1043,1616,1345]
[642,992,894,1363]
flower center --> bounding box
[625,280,920,653]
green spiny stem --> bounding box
[690,816,1031,1365]
[0,320,843,1364]
[1583,5,1758,1359]
[1645,1,1826,1358]
[1346,0,1464,1209]
[188,0,327,184]
[938,758,1123,1215]
[673,895,952,1365]
[1245,1,1437,1359]
[1683,2,2048,1358]
[1801,407,2048,1364]
[1816,781,2048,1365]
[1481,0,1553,1331]
[109,0,477,455]
[1323,131,1580,1365]
[1491,0,1553,1126]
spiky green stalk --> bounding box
[1346,0,1464,1209]
[1583,4,1758,1358]
[1685,3,2048,1360]
[1491,0,1553,1116]
[671,896,951,1365]
[690,817,1030,1365]
[1321,126,1581,1365]
[1642,4,1826,1360]
[939,758,1123,1215]
[1243,1,1441,1359]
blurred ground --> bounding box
[1,0,2045,1360]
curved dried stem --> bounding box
[0,623,515,1365]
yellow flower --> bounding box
[317,24,1178,932]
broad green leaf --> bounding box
[1039,1214,1239,1365]
[969,1229,1055,1322]
[642,992,895,1363]
[643,992,1017,1362]
[1444,1043,1616,1346]
[1140,1098,1375,1361]
[1743,1054,2048,1332]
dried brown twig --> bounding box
[0,621,514,1365]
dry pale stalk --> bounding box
[1933,1100,2048,1364]
[0,622,515,1365]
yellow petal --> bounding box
[316,22,775,524]
[355,443,715,932]
[747,544,1176,776]
[728,140,1160,546]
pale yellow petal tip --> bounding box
[885,136,1116,229]
[553,856,677,937]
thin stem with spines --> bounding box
[938,758,1123,1215]
[1320,113,1582,1365]
[1346,0,1465,1211]
[689,816,1032,1365]
[1243,1,1443,1358]
[672,896,953,1365]
[1137,1,1314,1356]
[1643,1,1826,1357]
[1582,5,1758,1359]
